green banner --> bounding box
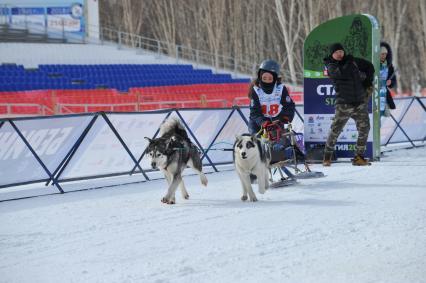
[303,14,381,160]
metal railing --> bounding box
[0,103,54,116]
[99,27,257,77]
[98,26,305,81]
[56,99,229,114]
[57,102,139,114]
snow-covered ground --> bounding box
[1,147,425,283]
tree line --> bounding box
[99,0,426,93]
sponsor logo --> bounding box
[316,84,336,96]
[335,144,357,151]
[70,3,83,19]
[335,144,349,151]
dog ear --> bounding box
[235,135,242,141]
[251,135,257,142]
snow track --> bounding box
[1,147,425,283]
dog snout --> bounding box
[241,152,247,159]
[151,162,157,169]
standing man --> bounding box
[323,43,375,166]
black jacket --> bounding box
[324,54,375,105]
[381,42,396,109]
[249,82,295,128]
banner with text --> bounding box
[1,0,85,37]
[0,104,422,195]
[303,14,380,159]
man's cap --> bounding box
[329,43,345,55]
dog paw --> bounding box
[201,175,208,186]
[161,197,174,204]
[250,197,258,202]
[241,195,248,201]
[183,194,189,200]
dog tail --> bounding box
[159,117,189,139]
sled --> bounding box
[258,121,325,188]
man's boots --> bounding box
[352,154,371,166]
[323,151,333,166]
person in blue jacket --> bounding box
[248,59,295,135]
[379,42,397,116]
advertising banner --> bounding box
[380,98,412,144]
[106,112,170,170]
[303,14,380,159]
[2,0,85,37]
[383,98,426,144]
[0,7,8,24]
[0,104,424,198]
[176,109,234,164]
[0,116,93,186]
[0,121,48,186]
[11,7,45,28]
[60,115,144,179]
[47,4,84,33]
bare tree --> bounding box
[99,0,426,92]
[274,0,302,84]
[149,0,178,55]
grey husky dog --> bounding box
[145,117,208,204]
[233,134,270,202]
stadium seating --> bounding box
[0,63,306,116]
[0,64,249,93]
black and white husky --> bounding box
[233,134,270,202]
[145,117,208,204]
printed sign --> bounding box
[47,6,82,32]
[0,116,93,186]
[11,7,45,28]
[3,0,85,37]
[303,14,380,159]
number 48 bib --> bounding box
[253,84,284,118]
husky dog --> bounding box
[145,117,208,204]
[233,134,270,202]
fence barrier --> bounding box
[0,98,424,201]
